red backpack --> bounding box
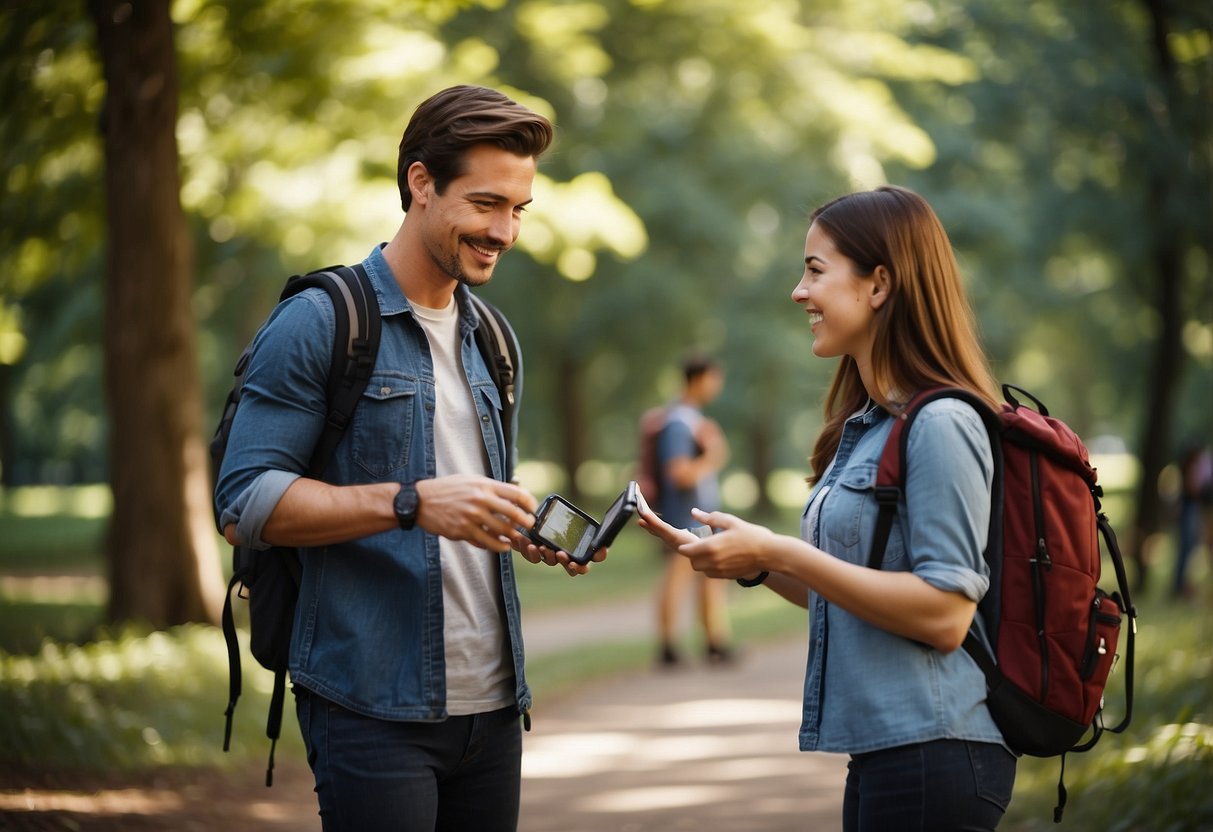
[637,405,669,506]
[869,384,1137,822]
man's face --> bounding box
[417,144,537,288]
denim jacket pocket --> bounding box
[823,462,908,567]
[824,461,877,551]
[352,376,418,478]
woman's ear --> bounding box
[870,266,892,310]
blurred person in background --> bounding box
[1174,441,1213,599]
[652,354,735,666]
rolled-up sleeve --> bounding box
[218,469,301,550]
[902,400,994,602]
[213,291,334,549]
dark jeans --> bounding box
[843,739,1016,832]
[295,687,522,832]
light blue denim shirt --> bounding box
[798,398,1006,753]
[214,245,529,722]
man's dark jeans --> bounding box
[296,687,522,831]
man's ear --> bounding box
[407,161,433,207]
[870,266,892,310]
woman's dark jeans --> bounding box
[843,739,1016,831]
[296,687,522,832]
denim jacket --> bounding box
[798,398,1006,753]
[214,245,529,722]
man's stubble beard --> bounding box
[428,239,496,290]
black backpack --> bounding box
[211,263,520,786]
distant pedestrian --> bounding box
[649,354,734,666]
[1174,442,1213,599]
[639,186,1016,830]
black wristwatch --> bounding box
[393,482,422,531]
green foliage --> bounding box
[0,599,103,656]
[0,512,104,574]
[0,7,109,484]
[4,0,1209,487]
[888,0,1212,444]
[4,0,1104,489]
[0,623,303,772]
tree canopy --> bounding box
[2,1,1209,594]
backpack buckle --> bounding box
[874,486,901,506]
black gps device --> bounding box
[527,481,640,564]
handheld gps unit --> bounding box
[527,481,640,564]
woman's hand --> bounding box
[677,508,778,580]
[635,493,699,549]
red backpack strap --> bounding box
[867,394,923,570]
[867,387,1002,570]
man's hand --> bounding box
[516,539,605,576]
[415,475,537,553]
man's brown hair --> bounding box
[397,85,554,211]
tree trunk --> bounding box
[748,414,774,516]
[90,0,223,627]
[1126,0,1198,591]
[0,363,15,488]
[557,354,586,504]
[1129,237,1184,591]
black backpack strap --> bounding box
[225,263,381,786]
[1093,512,1137,736]
[264,667,287,786]
[467,293,520,480]
[282,264,382,477]
[221,572,243,752]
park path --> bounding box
[519,607,847,832]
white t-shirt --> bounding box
[411,296,513,715]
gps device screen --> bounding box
[534,498,597,558]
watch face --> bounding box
[395,484,419,529]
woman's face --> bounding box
[791,222,880,362]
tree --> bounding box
[442,0,954,505]
[1129,0,1212,589]
[89,0,223,626]
[888,0,1211,586]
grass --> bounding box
[0,513,106,574]
[2,490,1211,829]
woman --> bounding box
[638,185,1016,830]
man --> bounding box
[215,85,592,831]
[654,354,734,665]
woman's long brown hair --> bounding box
[807,186,997,484]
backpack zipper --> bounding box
[1080,592,1120,678]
